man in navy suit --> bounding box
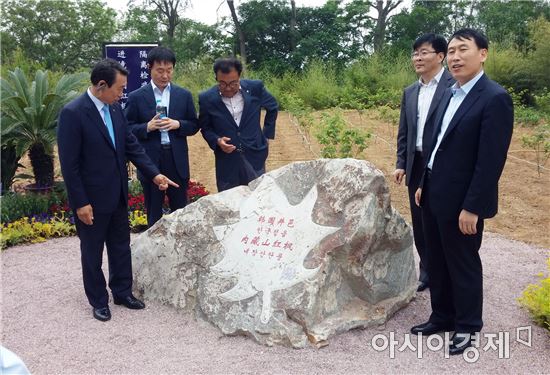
[125,47,199,227]
[199,57,278,192]
[58,59,178,321]
[394,34,455,292]
[410,29,513,355]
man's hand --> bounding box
[217,136,237,154]
[157,118,180,131]
[153,174,180,191]
[393,169,405,185]
[415,188,422,207]
[459,209,479,235]
[76,204,94,225]
[147,115,180,132]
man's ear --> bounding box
[97,80,107,90]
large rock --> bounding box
[132,158,417,348]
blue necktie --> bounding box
[102,105,116,148]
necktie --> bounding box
[102,105,116,148]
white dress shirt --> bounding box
[221,89,244,126]
[416,67,445,151]
[151,81,171,144]
[427,70,485,170]
[87,88,107,123]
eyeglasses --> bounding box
[411,50,437,58]
[218,80,240,90]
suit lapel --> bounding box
[145,84,156,113]
[426,71,453,123]
[429,88,453,149]
[83,94,116,151]
[407,83,420,140]
[441,75,487,141]
[212,89,239,128]
[168,84,178,117]
[240,81,253,127]
[110,104,123,152]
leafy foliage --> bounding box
[0,68,86,186]
[521,123,550,177]
[0,214,76,249]
[315,110,370,158]
[1,0,117,71]
[518,258,550,331]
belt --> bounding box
[161,144,171,149]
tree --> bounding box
[227,0,247,64]
[476,0,550,51]
[369,0,403,52]
[387,1,453,53]
[1,0,117,72]
[120,5,163,42]
[148,0,191,46]
[1,69,87,187]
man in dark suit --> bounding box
[58,59,178,321]
[199,57,278,192]
[411,29,514,355]
[394,34,455,293]
[125,47,199,227]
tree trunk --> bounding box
[289,0,297,51]
[29,143,54,187]
[371,0,403,52]
[227,0,247,64]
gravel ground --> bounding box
[2,232,549,374]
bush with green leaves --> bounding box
[315,110,370,158]
[518,258,550,331]
[1,68,86,187]
[522,123,550,177]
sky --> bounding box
[106,0,334,25]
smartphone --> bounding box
[156,105,167,119]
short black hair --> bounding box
[413,33,448,57]
[147,46,176,67]
[213,57,243,76]
[90,58,128,87]
[449,28,489,50]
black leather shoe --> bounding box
[113,295,145,309]
[410,321,453,335]
[449,332,476,355]
[417,282,429,292]
[93,306,111,321]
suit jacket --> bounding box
[57,93,159,213]
[423,74,514,219]
[198,79,278,175]
[125,83,199,180]
[396,69,455,186]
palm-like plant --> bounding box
[1,68,87,187]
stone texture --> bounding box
[131,158,417,348]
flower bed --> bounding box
[0,179,209,249]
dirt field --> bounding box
[186,109,550,249]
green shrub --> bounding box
[518,258,550,331]
[1,214,75,249]
[294,61,341,110]
[1,193,51,223]
[521,123,550,176]
[534,89,550,116]
[315,110,370,158]
[128,178,144,196]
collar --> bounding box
[151,80,171,94]
[87,88,107,112]
[218,85,242,98]
[418,67,445,87]
[452,70,484,96]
